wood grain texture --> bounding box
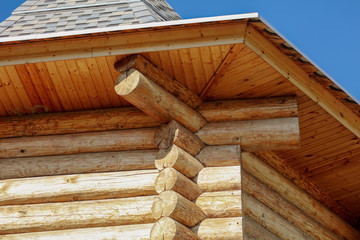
[196,145,241,167]
[193,217,243,240]
[0,128,158,159]
[196,166,241,192]
[115,69,206,132]
[150,217,200,240]
[0,196,156,234]
[243,216,281,240]
[0,150,158,179]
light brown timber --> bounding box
[0,107,160,139]
[0,170,158,205]
[196,166,241,192]
[156,145,204,177]
[0,150,157,179]
[0,196,156,234]
[196,145,241,167]
[243,216,281,240]
[115,69,206,132]
[0,128,158,159]
[242,152,360,240]
[155,168,202,201]
[196,118,300,151]
[245,25,360,139]
[197,96,298,122]
[155,121,205,156]
[195,190,242,218]
[0,224,154,240]
[192,217,243,240]
[151,190,206,227]
[242,171,341,240]
[150,217,200,240]
[114,54,203,108]
[243,193,312,240]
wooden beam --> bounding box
[155,168,203,201]
[196,145,241,167]
[155,121,205,156]
[0,196,156,234]
[115,54,203,108]
[0,224,154,240]
[196,190,242,218]
[193,217,243,240]
[0,21,247,66]
[242,152,360,240]
[0,107,160,139]
[243,216,281,240]
[0,128,158,159]
[156,145,204,178]
[197,96,298,122]
[0,150,158,180]
[256,151,358,226]
[245,25,360,138]
[200,44,246,98]
[196,166,241,192]
[115,69,207,132]
[196,118,300,151]
[150,217,200,240]
[152,190,206,227]
[0,170,158,205]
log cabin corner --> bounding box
[0,0,359,239]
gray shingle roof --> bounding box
[0,0,181,38]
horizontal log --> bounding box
[0,150,158,180]
[196,118,300,151]
[0,128,158,159]
[150,217,200,240]
[115,69,206,132]
[243,193,312,240]
[0,170,158,205]
[196,145,241,167]
[243,171,340,240]
[243,216,280,240]
[0,107,160,139]
[196,190,242,218]
[155,121,205,156]
[156,145,204,178]
[152,190,206,227]
[115,54,203,109]
[197,96,298,122]
[0,196,156,234]
[242,152,360,240]
[193,217,243,240]
[155,168,202,201]
[196,166,241,192]
[0,224,154,240]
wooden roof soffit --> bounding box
[244,25,360,139]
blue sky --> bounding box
[1,0,360,100]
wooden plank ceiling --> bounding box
[0,43,359,220]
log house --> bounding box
[0,0,359,239]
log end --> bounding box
[115,68,141,96]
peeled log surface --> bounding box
[0,150,158,180]
[0,196,156,235]
[196,191,242,218]
[197,96,298,122]
[114,54,203,109]
[196,145,241,167]
[196,166,241,192]
[150,217,200,240]
[0,128,158,159]
[151,190,206,227]
[242,152,360,240]
[0,170,158,206]
[243,193,312,240]
[243,216,280,240]
[242,171,340,240]
[193,217,243,240]
[0,107,160,139]
[0,224,153,240]
[156,145,204,178]
[115,69,206,132]
[155,168,202,201]
[196,118,300,151]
